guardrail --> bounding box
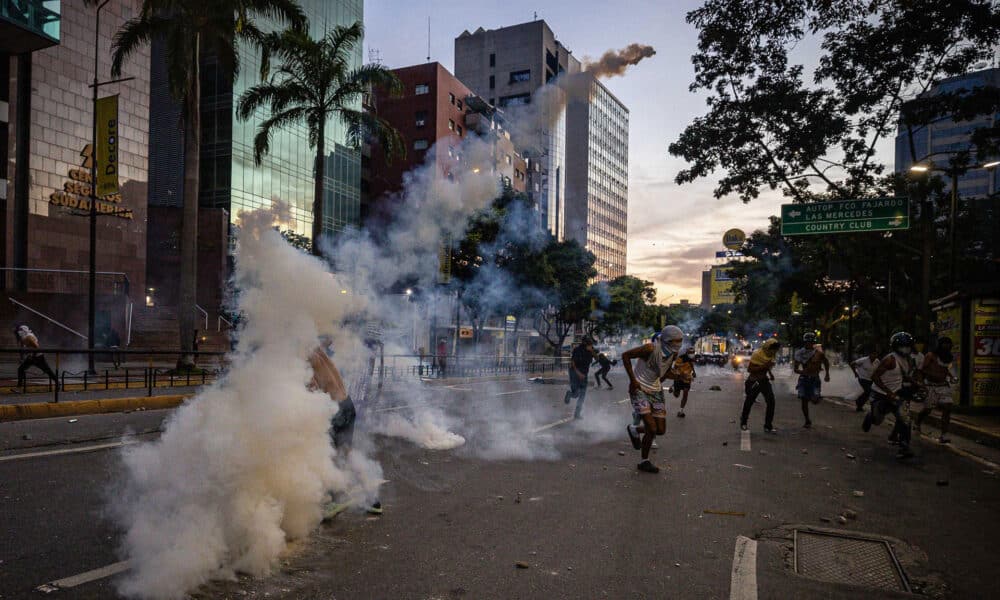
[378,353,572,379]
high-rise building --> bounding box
[566,73,628,281]
[147,0,363,313]
[3,1,152,345]
[455,20,581,239]
[366,62,527,223]
[895,67,1000,197]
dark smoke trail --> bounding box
[585,43,657,78]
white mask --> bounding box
[898,346,911,355]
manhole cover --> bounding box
[794,530,910,592]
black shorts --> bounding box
[673,381,691,391]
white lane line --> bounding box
[37,560,131,592]
[0,440,131,463]
[617,397,630,404]
[729,536,758,600]
[494,389,529,396]
[531,416,575,434]
[741,430,751,452]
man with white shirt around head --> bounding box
[12,324,59,395]
[623,325,684,474]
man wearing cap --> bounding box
[623,325,685,473]
[564,336,597,419]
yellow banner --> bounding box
[96,95,119,197]
[709,266,736,305]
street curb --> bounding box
[0,394,190,422]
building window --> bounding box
[506,154,512,165]
[448,119,455,131]
[499,93,531,107]
[456,99,463,110]
[456,125,463,136]
[489,75,495,89]
[489,97,495,106]
[489,53,496,67]
[509,69,531,84]
[415,110,428,127]
[414,139,429,150]
[449,92,456,105]
[415,83,429,95]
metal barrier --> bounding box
[377,353,572,380]
[0,348,226,403]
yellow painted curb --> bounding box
[0,394,190,422]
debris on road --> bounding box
[936,480,949,487]
[852,490,865,497]
[21,434,31,440]
[515,492,522,504]
[709,385,722,391]
[846,453,856,460]
[801,449,808,454]
[733,463,753,470]
[820,517,832,523]
[67,418,78,423]
[618,451,626,456]
[722,441,728,446]
[497,496,504,501]
[759,450,767,455]
[837,516,848,525]
[515,561,530,569]
[843,509,858,520]
[529,497,542,502]
[703,509,746,517]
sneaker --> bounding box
[651,441,659,449]
[564,390,571,405]
[574,413,583,420]
[607,385,614,390]
[366,501,383,515]
[862,413,873,432]
[803,421,812,429]
[676,410,685,418]
[938,436,951,445]
[626,425,641,450]
[637,460,660,473]
[896,448,915,460]
[764,426,777,434]
[740,423,748,431]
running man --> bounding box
[740,338,780,433]
[593,352,614,389]
[564,336,597,419]
[914,336,956,444]
[623,325,684,474]
[850,346,879,412]
[671,346,697,418]
[793,332,830,429]
[13,324,58,393]
[865,332,917,460]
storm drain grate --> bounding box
[793,530,910,593]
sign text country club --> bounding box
[780,197,909,236]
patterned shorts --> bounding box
[631,388,666,418]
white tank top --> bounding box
[634,345,674,393]
[880,352,911,393]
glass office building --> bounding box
[153,0,363,240]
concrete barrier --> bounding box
[0,394,190,422]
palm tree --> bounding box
[237,22,405,256]
[110,1,306,365]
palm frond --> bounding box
[252,106,311,165]
[111,14,171,78]
[236,80,313,121]
[340,108,406,163]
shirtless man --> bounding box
[793,332,830,429]
[623,325,684,473]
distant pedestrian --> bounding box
[793,332,830,429]
[623,325,684,474]
[564,336,596,419]
[671,347,697,418]
[740,339,779,432]
[13,324,58,393]
[592,352,614,389]
[850,346,879,412]
[436,338,448,378]
[914,336,956,444]
[418,346,426,377]
[865,332,917,460]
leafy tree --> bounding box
[533,239,597,355]
[590,276,657,337]
[237,22,405,255]
[110,0,306,363]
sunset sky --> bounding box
[366,0,894,304]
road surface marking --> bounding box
[741,430,751,452]
[617,397,630,404]
[531,416,575,434]
[0,440,132,462]
[443,385,473,391]
[494,389,529,396]
[730,536,758,600]
[38,560,131,591]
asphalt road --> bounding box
[2,366,999,599]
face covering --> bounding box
[663,339,683,355]
[898,346,912,356]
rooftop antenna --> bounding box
[427,16,431,62]
[534,11,538,20]
[368,48,382,66]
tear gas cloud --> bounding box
[584,43,657,78]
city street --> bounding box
[2,367,998,599]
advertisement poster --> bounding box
[935,305,962,403]
[95,95,120,197]
[709,266,736,305]
[971,299,1000,407]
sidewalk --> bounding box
[920,410,1000,449]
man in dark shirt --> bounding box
[593,352,614,389]
[564,336,596,419]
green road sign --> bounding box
[780,197,909,236]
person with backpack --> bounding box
[865,332,917,460]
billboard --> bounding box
[935,305,963,403]
[95,95,119,197]
[971,299,1000,407]
[709,266,736,305]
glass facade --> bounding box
[584,79,629,281]
[201,0,363,238]
[0,0,60,48]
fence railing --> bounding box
[377,353,572,380]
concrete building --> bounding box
[366,62,526,223]
[455,20,581,239]
[147,0,363,320]
[566,73,628,281]
[3,0,151,346]
[895,67,1000,197]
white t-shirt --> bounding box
[851,356,878,380]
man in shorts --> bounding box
[671,347,697,418]
[623,325,684,473]
[793,332,830,428]
[914,336,956,444]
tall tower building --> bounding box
[455,20,580,239]
[566,73,628,281]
